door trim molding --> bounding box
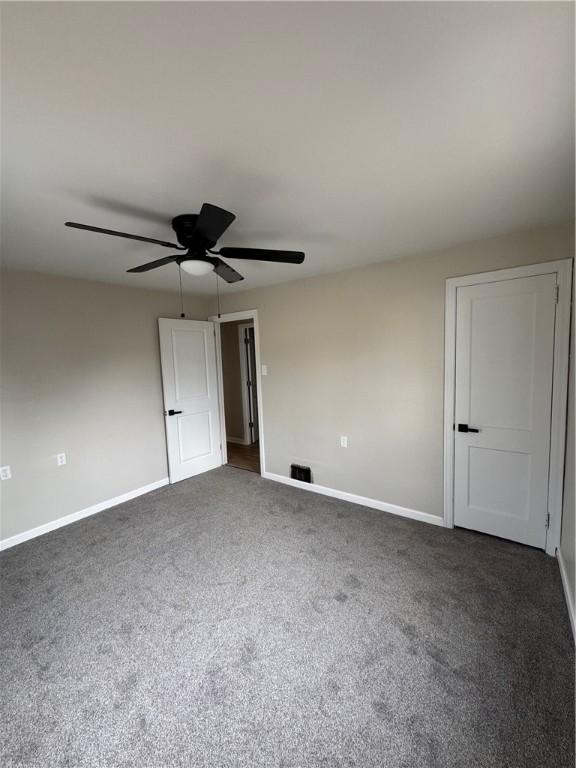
[443,259,573,555]
[209,310,265,474]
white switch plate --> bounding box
[261,365,268,376]
[56,453,67,466]
[0,465,12,480]
[340,436,348,448]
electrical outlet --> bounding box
[56,453,67,466]
[261,365,268,376]
[0,465,12,480]
[340,436,348,448]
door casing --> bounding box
[443,259,573,555]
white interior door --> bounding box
[158,318,222,483]
[453,273,557,548]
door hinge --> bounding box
[554,285,559,304]
[249,421,254,428]
[545,512,550,529]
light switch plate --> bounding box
[56,453,67,466]
[261,365,268,376]
[340,436,348,448]
[0,465,12,480]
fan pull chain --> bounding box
[179,265,185,318]
[216,274,221,318]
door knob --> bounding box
[165,409,183,416]
[457,423,480,433]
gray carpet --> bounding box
[1,467,573,767]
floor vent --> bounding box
[290,464,312,483]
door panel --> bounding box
[453,274,556,548]
[173,329,209,400]
[239,323,258,445]
[178,411,212,461]
[469,291,537,430]
[247,327,259,442]
[467,447,531,519]
[159,319,222,483]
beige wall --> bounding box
[560,286,575,615]
[211,222,574,520]
[0,270,210,540]
[2,223,573,548]
[221,321,246,441]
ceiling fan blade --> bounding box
[212,258,244,283]
[127,255,180,273]
[219,247,305,264]
[195,204,236,244]
[65,222,183,249]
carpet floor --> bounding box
[1,467,573,767]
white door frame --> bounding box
[209,309,266,473]
[443,258,573,555]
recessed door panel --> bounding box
[178,412,212,461]
[469,292,536,431]
[173,329,209,401]
[468,447,531,519]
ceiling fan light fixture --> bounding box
[180,259,213,276]
[65,202,305,283]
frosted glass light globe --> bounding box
[180,259,213,277]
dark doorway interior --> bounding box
[220,320,260,473]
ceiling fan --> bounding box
[65,203,305,283]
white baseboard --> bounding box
[557,548,575,641]
[227,437,250,446]
[0,477,169,552]
[262,471,445,528]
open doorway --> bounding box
[219,319,261,473]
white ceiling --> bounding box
[2,2,574,296]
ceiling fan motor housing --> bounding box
[172,214,210,249]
